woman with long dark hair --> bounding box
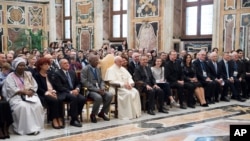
[182,54,208,107]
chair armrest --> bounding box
[109,82,121,88]
[135,81,144,87]
[82,87,88,96]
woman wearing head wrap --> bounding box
[2,57,44,135]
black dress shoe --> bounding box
[237,97,246,102]
[221,96,230,102]
[180,105,187,109]
[98,113,110,121]
[188,105,195,108]
[159,109,168,114]
[147,110,155,115]
[70,120,82,127]
[201,103,209,107]
[90,115,97,123]
[60,124,65,129]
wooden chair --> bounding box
[108,82,120,118]
[83,82,117,122]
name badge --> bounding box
[95,82,99,89]
[203,71,207,77]
[233,71,238,77]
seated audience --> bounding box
[81,54,113,123]
[2,57,44,135]
[105,56,141,120]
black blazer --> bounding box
[33,72,56,106]
[193,59,211,82]
[218,59,234,80]
[53,69,81,98]
[165,60,184,83]
[206,60,221,80]
[133,65,156,92]
[128,61,139,76]
[234,60,246,79]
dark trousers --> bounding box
[60,93,86,121]
[170,82,185,105]
[157,82,172,103]
[222,80,238,98]
[44,96,64,120]
[183,82,195,105]
[143,87,164,111]
[202,81,216,101]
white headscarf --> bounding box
[12,57,26,70]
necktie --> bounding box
[225,62,229,78]
[234,62,237,71]
[200,62,205,71]
[66,71,73,89]
[143,67,150,82]
[213,62,217,74]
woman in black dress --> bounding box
[182,54,208,107]
[0,63,13,139]
[33,57,64,129]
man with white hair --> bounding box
[105,56,141,119]
[128,52,140,76]
[230,51,246,101]
[193,50,216,104]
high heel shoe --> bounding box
[52,122,61,129]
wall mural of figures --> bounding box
[242,0,250,8]
[76,26,93,51]
[135,0,159,18]
[7,28,30,51]
[223,14,236,52]
[7,28,46,52]
[76,0,94,24]
[136,22,158,51]
[28,6,43,26]
[7,5,25,25]
[240,13,250,54]
[224,0,236,10]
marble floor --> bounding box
[4,99,250,141]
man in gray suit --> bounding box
[81,54,113,123]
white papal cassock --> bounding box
[105,64,141,120]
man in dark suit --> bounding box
[134,54,168,115]
[53,59,86,127]
[128,52,140,76]
[81,54,113,123]
[230,52,246,101]
[206,52,223,102]
[193,50,216,104]
[218,52,245,102]
[165,50,193,109]
[236,49,249,99]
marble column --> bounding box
[49,0,56,43]
[163,0,174,52]
[212,0,220,51]
[94,0,103,49]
